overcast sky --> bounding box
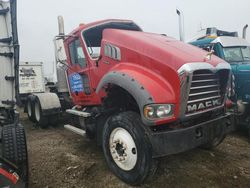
[17,0,250,76]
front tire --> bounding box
[102,111,158,185]
[1,124,29,185]
[202,125,226,149]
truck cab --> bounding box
[190,28,250,136]
[63,20,142,107]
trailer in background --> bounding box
[19,62,45,103]
[0,0,28,187]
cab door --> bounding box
[66,37,93,105]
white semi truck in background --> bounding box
[0,0,28,187]
[19,62,45,102]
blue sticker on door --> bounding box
[69,73,84,92]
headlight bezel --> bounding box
[144,104,175,120]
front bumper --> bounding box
[149,113,233,158]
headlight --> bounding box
[144,104,174,120]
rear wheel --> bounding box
[34,99,48,128]
[1,124,28,185]
[102,111,158,185]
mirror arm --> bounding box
[95,55,102,67]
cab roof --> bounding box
[190,36,250,47]
[211,36,250,47]
[69,19,142,35]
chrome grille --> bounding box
[186,70,222,114]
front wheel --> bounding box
[102,111,158,185]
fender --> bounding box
[96,63,179,125]
[33,93,61,111]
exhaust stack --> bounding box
[54,15,67,64]
[242,24,248,39]
[176,8,185,41]
[58,16,65,36]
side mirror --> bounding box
[96,55,102,67]
[54,38,67,64]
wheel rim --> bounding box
[109,127,137,171]
[34,101,40,121]
[27,101,32,117]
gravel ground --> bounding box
[20,113,250,188]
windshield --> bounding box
[223,46,250,63]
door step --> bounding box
[64,124,86,136]
[66,109,91,118]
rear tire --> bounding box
[49,114,59,126]
[1,124,29,184]
[102,111,158,185]
[27,98,35,122]
[34,98,48,128]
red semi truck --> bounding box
[26,18,233,185]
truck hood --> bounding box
[102,29,225,71]
[231,62,250,77]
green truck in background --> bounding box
[190,26,250,138]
